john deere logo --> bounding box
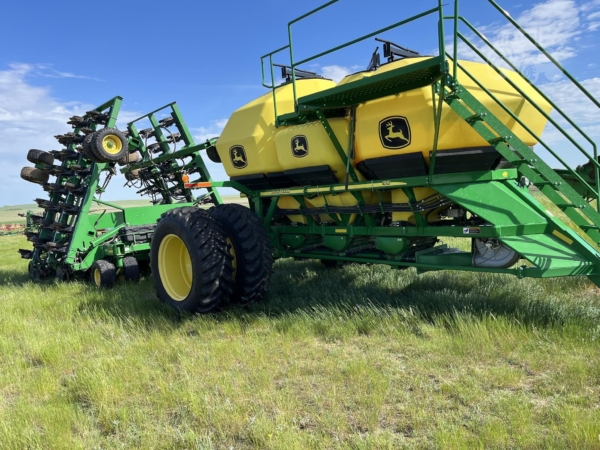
[229,145,247,169]
[379,116,411,150]
[291,135,308,158]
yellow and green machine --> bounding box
[20,0,600,313]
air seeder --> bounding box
[20,0,600,313]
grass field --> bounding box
[1,233,600,449]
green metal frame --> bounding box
[237,0,600,284]
[26,97,223,281]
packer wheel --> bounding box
[117,151,142,166]
[90,259,117,288]
[27,149,55,165]
[150,207,234,313]
[89,128,128,163]
[206,145,221,163]
[209,203,273,305]
[81,133,95,160]
[21,167,49,185]
[121,256,141,282]
[124,169,141,181]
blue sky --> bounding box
[1,0,599,206]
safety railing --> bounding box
[260,0,447,116]
[259,0,600,209]
[446,0,600,207]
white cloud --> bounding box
[0,63,139,206]
[449,0,600,76]
[321,65,352,83]
[192,119,228,143]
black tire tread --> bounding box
[27,149,54,165]
[90,128,128,163]
[150,207,234,313]
[209,203,273,305]
[122,256,141,282]
[90,259,117,288]
[21,167,49,185]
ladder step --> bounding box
[466,113,485,124]
[555,203,586,209]
[580,225,600,231]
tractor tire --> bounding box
[21,167,49,185]
[81,133,95,160]
[27,149,55,165]
[209,203,274,305]
[117,151,141,166]
[90,259,117,288]
[150,207,234,313]
[89,128,128,163]
[121,256,140,282]
[206,145,221,163]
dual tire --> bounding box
[150,205,273,314]
[90,256,141,288]
[81,128,128,163]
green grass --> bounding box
[1,235,600,449]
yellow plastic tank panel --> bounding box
[216,79,336,177]
[275,118,365,182]
[341,58,551,164]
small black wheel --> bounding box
[28,261,45,281]
[121,256,140,282]
[89,128,128,163]
[90,259,117,288]
[81,133,95,160]
[117,151,141,166]
[21,167,49,185]
[124,168,141,181]
[150,207,234,313]
[206,146,221,163]
[209,203,274,305]
[55,266,71,281]
[27,149,55,165]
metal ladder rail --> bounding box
[444,85,600,245]
[446,15,600,205]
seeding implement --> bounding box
[19,99,221,285]
[20,0,600,313]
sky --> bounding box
[0,0,599,206]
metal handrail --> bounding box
[445,7,600,202]
[487,0,600,110]
[447,16,599,171]
[450,57,598,197]
[284,0,446,107]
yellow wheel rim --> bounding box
[102,135,123,155]
[158,234,192,301]
[93,268,101,286]
[227,238,237,280]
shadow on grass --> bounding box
[0,267,32,286]
[76,259,599,330]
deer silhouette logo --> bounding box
[291,135,309,158]
[229,145,248,169]
[379,116,411,150]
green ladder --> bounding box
[444,83,600,245]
